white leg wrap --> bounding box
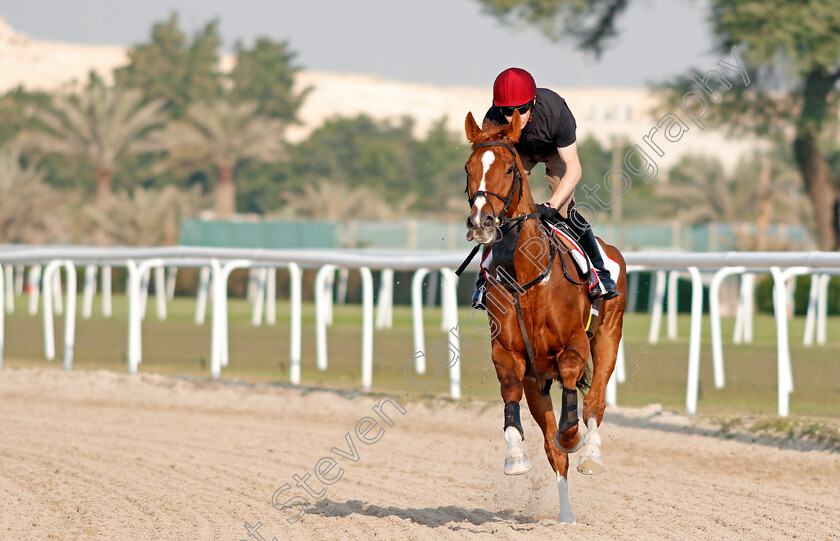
[503,426,532,476]
[577,418,605,475]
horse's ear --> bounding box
[505,110,522,143]
[465,112,482,143]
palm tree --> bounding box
[140,100,285,219]
[657,156,739,224]
[85,185,207,246]
[279,180,416,221]
[0,146,69,244]
[657,152,811,249]
[19,83,167,212]
[742,152,811,244]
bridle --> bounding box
[463,141,559,397]
[463,137,582,289]
[465,141,541,239]
[466,141,522,226]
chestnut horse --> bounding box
[464,110,627,523]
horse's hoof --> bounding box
[577,419,604,474]
[554,431,583,454]
[577,457,605,475]
[504,453,532,475]
[557,512,577,524]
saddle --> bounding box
[539,216,597,284]
[480,215,595,292]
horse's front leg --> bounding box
[523,379,575,524]
[492,345,531,476]
[553,332,591,455]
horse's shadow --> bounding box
[305,498,539,530]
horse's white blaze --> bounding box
[470,150,495,226]
[503,425,531,475]
[577,417,605,475]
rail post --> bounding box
[288,263,302,385]
[411,268,430,375]
[685,266,704,415]
[709,266,746,389]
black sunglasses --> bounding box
[497,100,533,117]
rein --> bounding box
[466,142,536,229]
[457,140,541,276]
[462,137,599,397]
[463,140,585,290]
[465,140,561,395]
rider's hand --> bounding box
[536,202,557,218]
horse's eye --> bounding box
[507,166,514,175]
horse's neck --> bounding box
[509,179,553,284]
[513,219,551,281]
[512,172,537,217]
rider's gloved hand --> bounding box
[536,202,558,219]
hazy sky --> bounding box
[1,0,719,87]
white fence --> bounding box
[1,245,838,417]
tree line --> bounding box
[0,11,817,250]
[476,0,840,250]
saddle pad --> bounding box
[543,219,621,285]
[480,219,621,285]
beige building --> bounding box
[0,17,764,173]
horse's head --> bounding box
[463,110,529,245]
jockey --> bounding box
[472,67,619,310]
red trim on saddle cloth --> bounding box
[480,248,492,280]
[547,224,584,257]
[602,252,620,268]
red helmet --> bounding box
[493,68,537,107]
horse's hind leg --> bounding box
[523,379,575,524]
[579,307,625,475]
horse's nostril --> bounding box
[482,215,495,229]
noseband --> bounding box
[465,141,524,227]
[466,141,544,243]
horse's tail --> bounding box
[576,358,593,397]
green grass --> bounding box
[748,418,840,449]
[2,294,840,420]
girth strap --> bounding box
[557,242,588,286]
[511,290,550,397]
[544,219,589,286]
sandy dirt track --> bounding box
[1,368,838,540]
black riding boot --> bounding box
[567,207,619,302]
[472,271,487,310]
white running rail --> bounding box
[1,245,839,416]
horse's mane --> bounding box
[471,121,511,146]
